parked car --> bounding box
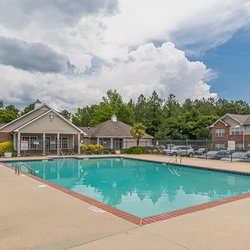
[221,152,246,162]
[163,146,195,157]
[222,151,250,162]
[199,150,231,160]
[195,147,207,155]
[189,145,199,152]
[240,152,250,162]
[166,144,175,149]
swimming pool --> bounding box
[5,157,250,219]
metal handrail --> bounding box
[167,155,177,165]
[168,166,182,176]
[14,162,36,176]
[60,149,66,159]
[167,155,182,165]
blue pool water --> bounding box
[5,157,250,218]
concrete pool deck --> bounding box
[1,154,250,249]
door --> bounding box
[45,137,50,153]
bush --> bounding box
[95,144,103,151]
[81,144,87,152]
[88,144,96,152]
[127,146,146,154]
[152,149,158,154]
[88,144,103,153]
[0,141,13,156]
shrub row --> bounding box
[126,146,146,154]
[0,141,13,156]
[81,144,103,153]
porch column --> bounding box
[72,135,75,150]
[78,133,81,155]
[13,133,16,150]
[17,131,21,157]
[57,133,60,155]
[243,126,245,150]
[97,137,100,145]
[42,133,46,156]
[110,138,113,150]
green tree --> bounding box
[5,105,19,116]
[146,91,163,136]
[72,105,96,127]
[0,109,17,123]
[0,101,18,123]
[163,94,182,118]
[90,90,134,126]
[0,100,3,109]
[21,103,35,115]
[134,94,148,124]
[60,110,71,120]
[130,123,146,146]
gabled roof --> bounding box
[0,103,86,135]
[210,113,250,128]
[243,116,250,125]
[80,120,153,139]
[0,123,7,129]
[210,119,229,128]
[0,103,50,131]
[225,114,249,124]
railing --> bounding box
[167,155,182,165]
[168,166,182,176]
[14,162,36,176]
[60,149,65,157]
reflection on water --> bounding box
[9,158,250,218]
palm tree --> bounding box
[130,123,146,146]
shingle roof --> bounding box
[226,114,250,124]
[0,123,7,129]
[80,120,153,139]
[0,104,86,134]
[243,116,250,125]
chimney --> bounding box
[111,114,117,122]
[34,99,42,109]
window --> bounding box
[21,136,38,149]
[235,143,244,150]
[215,128,225,137]
[232,127,243,135]
[56,137,69,149]
[215,143,225,150]
[60,137,69,149]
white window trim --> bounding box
[215,128,225,137]
[21,136,38,150]
[215,143,225,149]
[231,127,243,135]
[56,136,69,149]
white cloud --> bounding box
[0,42,216,111]
[0,0,250,110]
[0,36,67,73]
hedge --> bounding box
[126,146,146,154]
[0,141,13,156]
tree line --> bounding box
[1,90,250,140]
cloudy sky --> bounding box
[0,0,250,111]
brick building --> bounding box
[210,114,250,150]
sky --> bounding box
[0,0,250,111]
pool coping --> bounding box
[1,155,250,226]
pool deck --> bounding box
[1,154,250,249]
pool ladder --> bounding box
[168,166,182,176]
[167,155,182,165]
[167,156,182,176]
[60,149,66,159]
[14,162,36,176]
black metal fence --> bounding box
[132,139,250,162]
